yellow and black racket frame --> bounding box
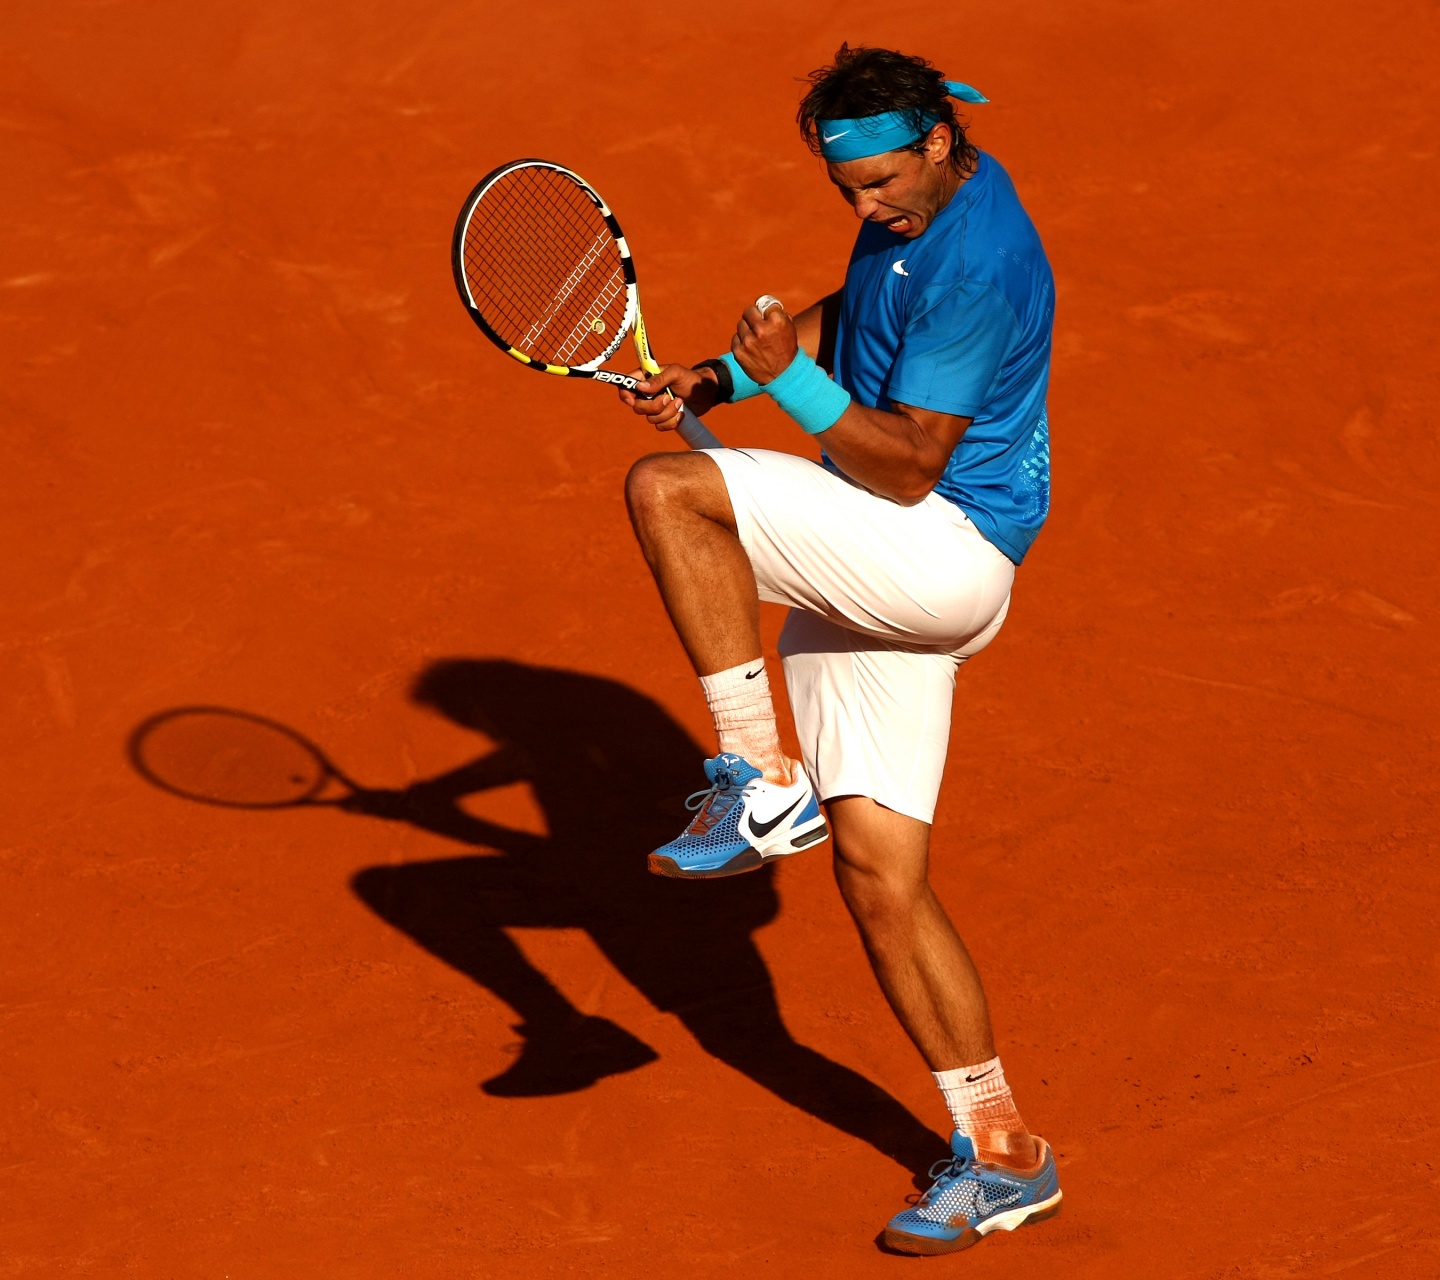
[451,157,659,391]
[452,157,722,450]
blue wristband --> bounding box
[718,351,764,402]
[763,349,851,435]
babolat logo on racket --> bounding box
[592,370,637,387]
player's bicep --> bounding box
[793,291,842,371]
[890,402,973,465]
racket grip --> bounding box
[676,406,722,451]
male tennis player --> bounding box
[620,45,1057,1254]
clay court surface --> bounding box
[4,1,1439,1275]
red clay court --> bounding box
[3,2,1438,1275]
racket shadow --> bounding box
[347,658,943,1177]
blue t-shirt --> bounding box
[830,152,1054,564]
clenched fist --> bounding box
[732,296,799,384]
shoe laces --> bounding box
[918,1149,974,1203]
[682,770,757,835]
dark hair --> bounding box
[797,44,979,174]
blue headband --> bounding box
[817,79,987,163]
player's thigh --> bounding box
[705,447,1012,649]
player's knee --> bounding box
[625,452,727,533]
[830,800,930,910]
[624,452,688,527]
[841,877,922,935]
[833,845,926,922]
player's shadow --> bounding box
[348,657,942,1174]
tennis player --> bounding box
[620,45,1058,1253]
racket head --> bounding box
[453,159,639,378]
[129,707,344,808]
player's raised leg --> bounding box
[625,451,825,878]
[623,452,765,691]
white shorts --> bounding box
[705,448,1015,824]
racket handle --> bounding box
[676,406,723,451]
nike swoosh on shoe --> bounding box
[974,1186,1023,1217]
[747,795,804,839]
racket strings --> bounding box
[522,228,616,362]
[462,167,629,368]
[469,197,624,366]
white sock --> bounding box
[933,1057,1035,1167]
[699,661,786,780]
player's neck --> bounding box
[935,160,970,213]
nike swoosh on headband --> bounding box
[818,80,989,164]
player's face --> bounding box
[825,126,958,239]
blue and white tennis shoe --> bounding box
[648,752,828,879]
[882,1131,1062,1255]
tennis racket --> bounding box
[451,158,722,451]
[130,707,361,809]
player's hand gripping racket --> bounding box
[451,158,721,451]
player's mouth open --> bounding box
[882,215,913,233]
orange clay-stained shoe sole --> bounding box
[881,1196,1062,1255]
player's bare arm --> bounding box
[732,300,972,505]
[790,290,841,366]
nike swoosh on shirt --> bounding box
[747,796,804,839]
[822,129,851,143]
[892,260,909,276]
